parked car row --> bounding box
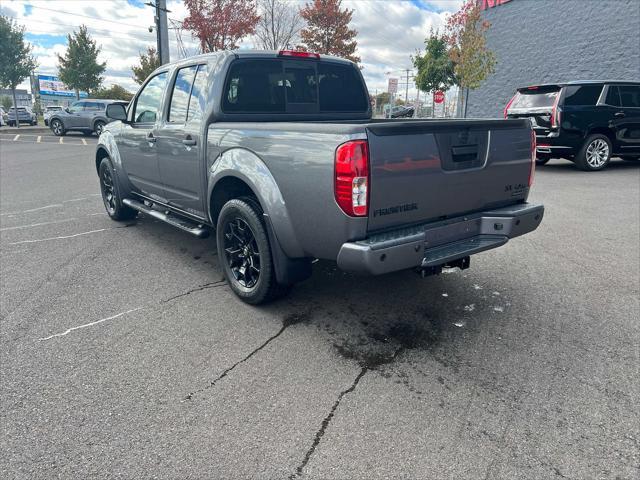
[505,80,640,171]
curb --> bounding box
[0,126,51,135]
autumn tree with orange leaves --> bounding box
[299,0,359,63]
[183,0,260,53]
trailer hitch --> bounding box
[417,256,470,278]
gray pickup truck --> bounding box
[96,50,543,304]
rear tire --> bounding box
[535,156,550,166]
[576,134,611,171]
[216,198,290,304]
[98,157,137,221]
[50,119,65,136]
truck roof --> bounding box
[152,49,356,75]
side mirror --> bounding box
[64,107,70,113]
[106,103,127,122]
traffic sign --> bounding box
[433,90,445,104]
[388,78,398,94]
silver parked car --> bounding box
[49,99,129,136]
[43,105,64,126]
[7,106,37,126]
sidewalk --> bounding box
[0,125,51,135]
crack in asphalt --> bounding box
[183,312,310,401]
[289,346,404,479]
[160,280,227,304]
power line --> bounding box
[26,4,148,30]
[4,15,151,38]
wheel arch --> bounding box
[208,148,304,258]
[585,127,615,146]
[96,146,110,173]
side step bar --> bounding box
[122,198,209,238]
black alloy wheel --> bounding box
[98,157,137,221]
[223,217,261,289]
[216,198,290,304]
[100,165,117,215]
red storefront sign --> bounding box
[479,0,512,10]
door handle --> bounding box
[182,135,196,147]
[614,112,625,118]
[146,132,156,143]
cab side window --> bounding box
[133,72,168,124]
[187,64,208,122]
[168,66,197,123]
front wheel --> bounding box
[98,157,137,221]
[50,119,65,136]
[94,120,105,136]
[576,134,612,171]
[216,198,290,304]
[536,156,550,166]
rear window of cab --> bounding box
[511,88,559,109]
[222,59,369,114]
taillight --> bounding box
[504,93,517,118]
[335,140,369,217]
[278,50,320,59]
[529,128,536,187]
[550,93,560,128]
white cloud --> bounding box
[3,0,460,101]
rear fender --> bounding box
[208,147,304,258]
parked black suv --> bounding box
[505,81,640,171]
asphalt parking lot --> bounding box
[1,133,639,479]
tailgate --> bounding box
[365,119,533,231]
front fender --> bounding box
[208,147,305,258]
[96,124,133,198]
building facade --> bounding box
[0,89,32,108]
[467,0,640,118]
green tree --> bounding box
[0,16,38,128]
[92,84,134,101]
[57,25,106,100]
[444,0,496,117]
[1,95,13,110]
[412,30,455,112]
[131,47,160,85]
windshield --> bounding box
[511,89,559,109]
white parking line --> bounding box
[13,134,19,141]
[59,137,63,144]
[37,136,42,143]
[81,138,87,145]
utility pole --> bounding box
[146,0,170,64]
[404,68,411,104]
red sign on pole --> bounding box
[433,91,445,104]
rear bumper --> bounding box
[337,203,544,275]
[535,131,579,156]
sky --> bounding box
[0,0,463,100]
